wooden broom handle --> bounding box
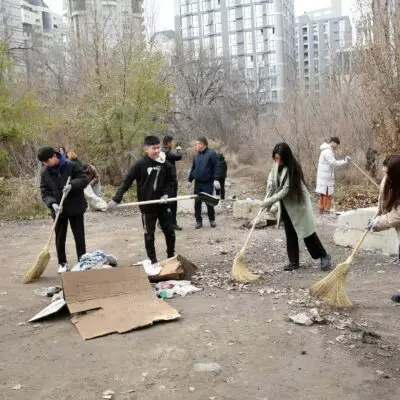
[242,205,264,252]
[351,161,380,189]
[349,210,380,258]
[45,177,71,248]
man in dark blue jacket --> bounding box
[188,137,221,229]
[38,146,88,273]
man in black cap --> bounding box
[38,146,88,273]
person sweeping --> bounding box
[368,155,400,303]
[261,143,332,271]
[38,146,88,273]
[108,136,176,269]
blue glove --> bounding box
[345,156,352,163]
[107,200,118,210]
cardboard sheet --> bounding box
[61,267,180,340]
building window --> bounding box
[271,90,278,102]
[194,39,200,58]
[266,2,272,12]
[213,0,221,9]
[228,8,236,31]
[243,6,252,29]
[230,33,237,55]
[181,17,188,29]
[268,39,275,51]
[189,2,198,13]
[324,22,329,33]
[214,11,222,33]
[255,29,263,52]
[246,55,253,68]
[227,0,235,6]
[203,12,210,35]
[201,0,211,12]
[270,77,277,87]
[215,35,223,57]
[245,31,253,53]
[180,4,187,14]
[267,15,274,26]
[313,24,318,34]
[182,28,189,38]
[204,37,210,50]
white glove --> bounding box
[62,183,72,195]
[345,156,352,163]
[176,146,182,151]
[261,198,273,210]
[160,194,168,203]
[52,203,62,214]
[213,180,221,190]
[107,200,118,210]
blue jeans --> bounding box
[194,181,215,223]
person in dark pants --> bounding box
[161,135,183,230]
[38,146,88,273]
[108,136,176,267]
[217,153,227,200]
[262,143,332,271]
[188,137,221,229]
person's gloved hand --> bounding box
[107,200,118,211]
[213,180,221,190]
[62,183,72,195]
[366,218,378,230]
[261,198,273,210]
[176,146,182,151]
[52,203,62,214]
[160,194,168,203]
[345,156,352,163]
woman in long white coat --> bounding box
[315,137,350,213]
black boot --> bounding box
[284,262,300,271]
[321,254,332,271]
[391,293,400,303]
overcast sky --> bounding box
[46,0,355,32]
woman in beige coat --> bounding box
[262,143,332,271]
[369,155,400,302]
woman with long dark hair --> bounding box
[369,155,400,302]
[262,143,332,271]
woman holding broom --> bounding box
[261,142,332,271]
[368,155,400,302]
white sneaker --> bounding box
[57,263,69,274]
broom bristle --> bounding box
[232,249,260,282]
[23,249,50,284]
[310,257,352,308]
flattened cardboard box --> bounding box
[61,267,180,340]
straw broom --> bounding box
[351,161,380,190]
[23,177,71,284]
[310,229,371,308]
[232,207,262,282]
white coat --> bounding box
[315,143,347,196]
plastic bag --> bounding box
[84,184,107,211]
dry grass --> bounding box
[0,178,47,220]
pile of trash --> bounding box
[155,280,202,299]
[71,250,118,272]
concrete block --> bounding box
[334,207,398,255]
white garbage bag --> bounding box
[84,184,107,211]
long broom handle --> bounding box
[242,205,264,252]
[351,161,380,189]
[45,177,71,249]
[349,210,380,259]
[117,195,196,208]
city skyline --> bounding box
[45,0,356,32]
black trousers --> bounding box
[194,181,215,223]
[142,206,176,263]
[55,214,86,265]
[217,178,226,200]
[281,202,327,264]
[170,182,178,225]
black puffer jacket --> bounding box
[112,155,175,213]
[40,153,88,217]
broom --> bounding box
[23,177,71,284]
[310,227,372,308]
[350,161,380,190]
[231,206,263,282]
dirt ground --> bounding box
[1,195,400,399]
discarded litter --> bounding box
[289,312,314,326]
[102,389,115,399]
[155,280,202,299]
[12,384,22,390]
[193,362,222,374]
[71,250,117,272]
[34,286,62,297]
